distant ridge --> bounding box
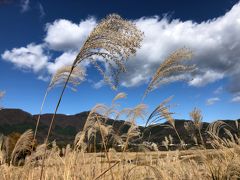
[0,108,239,147]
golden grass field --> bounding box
[1,146,240,180]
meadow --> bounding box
[0,146,240,179]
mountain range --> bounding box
[0,108,239,148]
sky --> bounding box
[0,0,240,122]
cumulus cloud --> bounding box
[206,97,220,105]
[121,2,240,90]
[47,51,77,74]
[1,2,240,94]
[44,18,96,51]
[1,44,48,72]
[20,0,30,12]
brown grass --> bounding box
[0,147,240,179]
[36,14,143,180]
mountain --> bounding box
[0,108,239,148]
[0,108,130,146]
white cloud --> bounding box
[231,95,240,103]
[47,51,77,74]
[206,97,220,105]
[188,70,224,87]
[1,2,240,93]
[44,18,96,51]
[121,2,240,92]
[20,0,30,12]
[1,44,48,72]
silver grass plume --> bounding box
[160,107,184,145]
[48,65,85,91]
[33,66,85,142]
[145,96,173,127]
[11,129,33,165]
[144,48,194,98]
[122,104,147,151]
[207,120,227,137]
[189,107,205,146]
[112,92,127,104]
[189,108,203,130]
[72,14,143,89]
[40,14,143,180]
[0,91,5,110]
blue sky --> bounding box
[0,0,240,122]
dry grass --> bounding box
[0,147,240,180]
[36,14,143,179]
[33,65,86,141]
[0,91,5,110]
[73,14,143,90]
[143,48,194,98]
[185,108,205,146]
[1,92,239,179]
[1,11,238,180]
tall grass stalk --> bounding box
[39,14,143,178]
[39,66,74,180]
[33,66,85,144]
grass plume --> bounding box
[33,65,85,143]
[0,91,5,110]
[10,129,33,166]
[144,48,194,98]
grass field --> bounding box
[1,146,239,180]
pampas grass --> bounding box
[1,93,240,179]
[143,48,194,98]
[2,10,239,180]
[10,130,33,166]
[189,108,205,147]
[33,65,85,143]
[0,91,5,110]
[38,14,143,179]
[160,107,184,146]
[145,96,173,127]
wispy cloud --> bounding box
[206,97,220,105]
[92,80,105,89]
[231,95,240,103]
[214,86,223,95]
[38,2,45,18]
[20,0,30,12]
